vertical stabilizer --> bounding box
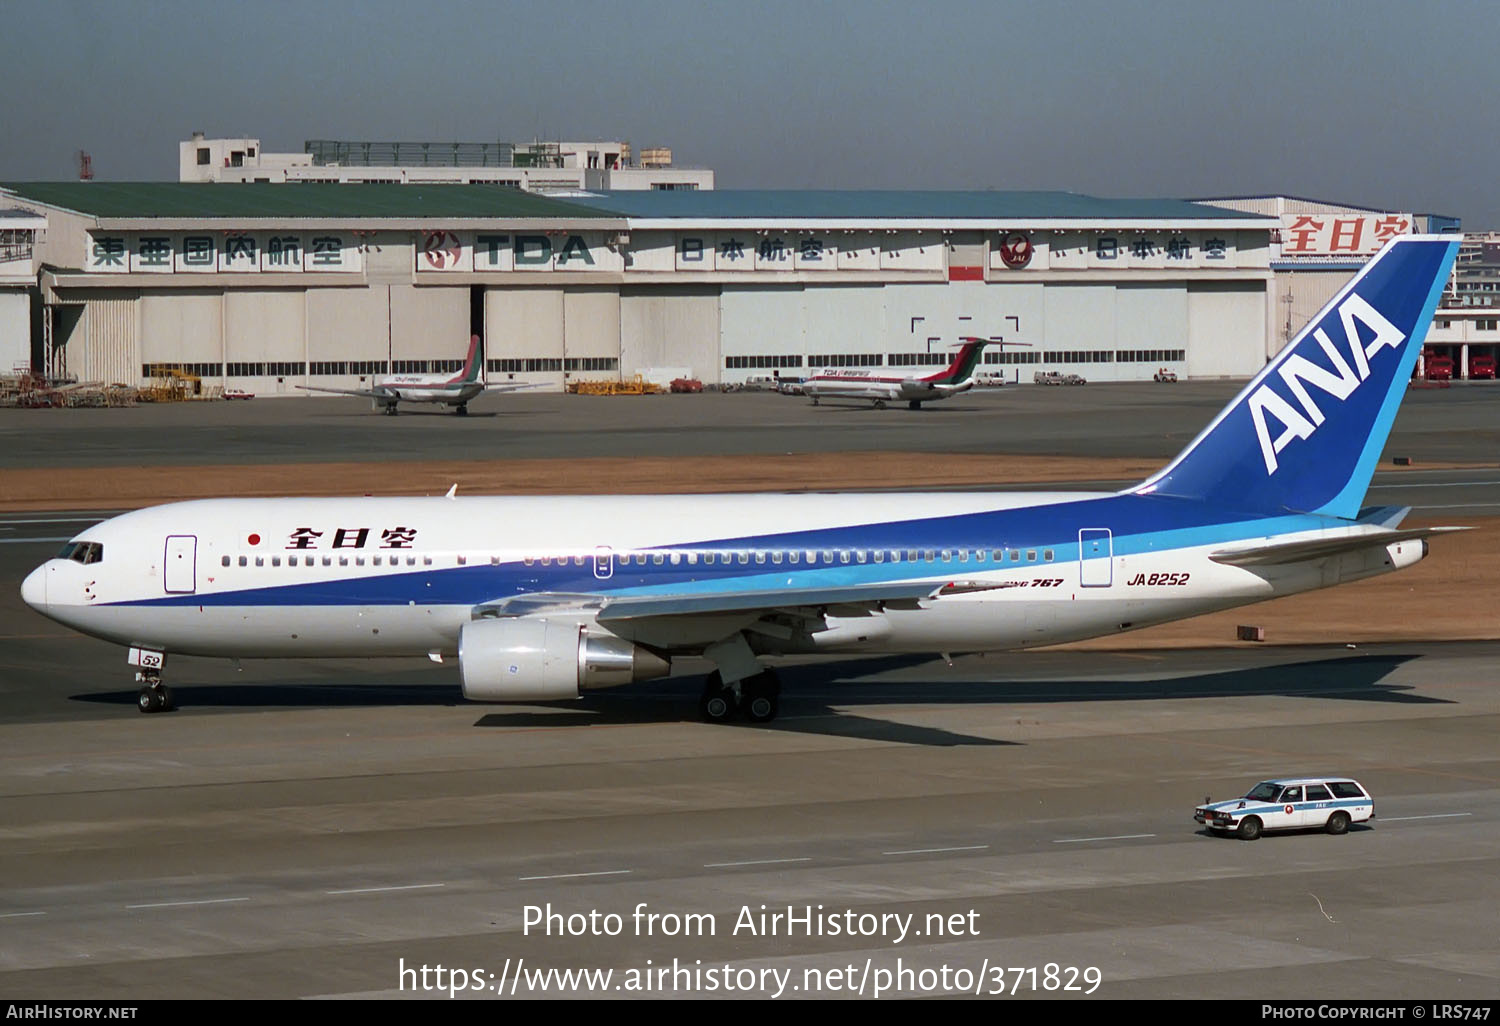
[928,339,989,385]
[1135,235,1459,519]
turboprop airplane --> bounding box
[299,335,536,415]
[21,236,1463,723]
[801,338,1002,409]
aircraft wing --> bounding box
[1209,526,1471,567]
[482,382,547,393]
[296,384,390,399]
[473,579,1004,623]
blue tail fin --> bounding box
[1136,235,1459,519]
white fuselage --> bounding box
[20,492,1425,662]
[375,375,484,405]
[801,373,972,404]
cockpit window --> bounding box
[57,541,104,565]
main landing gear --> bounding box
[382,404,399,416]
[698,669,781,724]
[454,402,468,416]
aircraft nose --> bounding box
[20,564,46,611]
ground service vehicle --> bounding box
[1195,778,1374,840]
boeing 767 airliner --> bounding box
[22,236,1462,723]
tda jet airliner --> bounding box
[801,338,996,409]
[22,236,1462,722]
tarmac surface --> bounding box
[2,380,1498,469]
[2,382,1498,1000]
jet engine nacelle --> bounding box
[458,617,670,702]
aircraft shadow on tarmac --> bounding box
[316,409,506,419]
[810,403,982,414]
[69,651,1440,747]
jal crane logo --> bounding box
[1248,293,1406,476]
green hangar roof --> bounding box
[0,182,628,227]
[0,182,1272,230]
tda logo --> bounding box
[1249,294,1406,475]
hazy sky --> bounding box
[3,0,1496,227]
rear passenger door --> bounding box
[1303,783,1335,828]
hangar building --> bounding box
[1,182,1296,392]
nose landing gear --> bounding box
[129,647,174,713]
[136,672,174,713]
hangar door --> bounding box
[307,287,389,379]
[564,288,621,379]
[1187,282,1266,378]
[225,290,305,392]
[484,287,564,387]
[620,286,719,382]
[79,292,141,385]
[390,284,469,364]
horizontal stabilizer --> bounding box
[1209,526,1471,567]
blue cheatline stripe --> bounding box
[1206,799,1369,812]
[106,493,1357,609]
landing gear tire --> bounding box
[383,405,398,417]
[137,683,172,714]
[873,400,886,410]
[811,397,820,406]
[740,670,781,724]
[698,672,738,723]
[455,403,468,416]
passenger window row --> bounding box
[217,548,1059,569]
[222,554,434,568]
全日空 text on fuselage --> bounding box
[19,236,1463,718]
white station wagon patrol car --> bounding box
[1195,778,1374,840]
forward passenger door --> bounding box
[164,535,197,594]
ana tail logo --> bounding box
[1135,235,1459,519]
[1249,293,1406,475]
